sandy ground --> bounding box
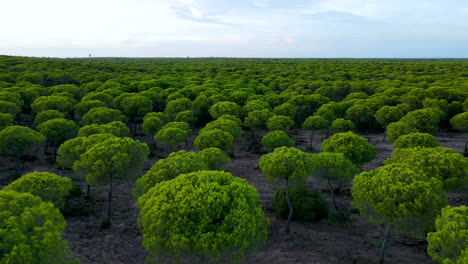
[0,129,466,264]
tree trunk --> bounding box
[327,179,339,211]
[309,131,314,151]
[44,139,49,154]
[382,127,387,141]
[52,144,58,162]
[86,184,91,197]
[132,122,137,137]
[379,224,391,264]
[107,176,113,225]
[15,155,20,176]
[325,128,330,139]
[464,138,468,157]
[285,179,293,234]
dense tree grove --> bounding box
[0,56,467,263]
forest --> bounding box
[0,55,467,264]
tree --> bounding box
[81,91,113,107]
[165,97,193,117]
[37,118,79,160]
[303,115,328,150]
[374,106,404,141]
[154,127,188,150]
[175,110,197,125]
[273,102,297,119]
[352,163,447,264]
[34,109,65,126]
[242,99,271,113]
[427,206,468,264]
[78,121,130,137]
[57,134,117,169]
[0,125,45,174]
[0,190,78,263]
[309,152,359,211]
[121,95,153,135]
[385,121,418,142]
[209,101,242,119]
[400,108,445,133]
[31,95,76,115]
[0,100,21,117]
[141,116,164,144]
[3,171,73,209]
[330,118,355,133]
[321,131,376,166]
[266,115,295,132]
[80,107,126,126]
[393,132,439,149]
[134,150,208,196]
[73,137,149,224]
[261,130,295,152]
[259,147,312,233]
[385,147,468,189]
[199,118,241,139]
[450,112,468,156]
[194,129,234,152]
[137,171,269,263]
[0,113,14,130]
[198,147,230,170]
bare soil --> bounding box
[1,129,466,264]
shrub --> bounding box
[393,132,439,149]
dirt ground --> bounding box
[0,129,466,264]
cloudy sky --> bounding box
[1,0,467,58]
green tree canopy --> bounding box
[393,132,439,149]
[209,101,242,119]
[261,130,295,152]
[259,146,312,232]
[3,171,73,209]
[77,121,130,137]
[0,125,45,173]
[309,152,359,211]
[135,150,208,197]
[199,118,241,139]
[31,95,76,115]
[137,170,269,264]
[34,109,65,126]
[0,190,78,264]
[194,129,234,152]
[450,112,468,155]
[73,137,149,223]
[330,118,355,133]
[0,113,14,130]
[198,147,230,170]
[321,131,376,166]
[266,115,295,132]
[427,206,468,264]
[385,147,468,189]
[80,107,126,126]
[154,127,188,150]
[400,108,445,133]
[385,121,418,142]
[352,163,447,264]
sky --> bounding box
[1,0,468,58]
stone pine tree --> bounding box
[0,125,45,174]
[137,171,269,264]
[0,190,78,263]
[303,115,328,150]
[352,163,447,264]
[427,206,468,264]
[259,146,312,233]
[309,152,358,211]
[73,137,149,225]
[450,112,468,156]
